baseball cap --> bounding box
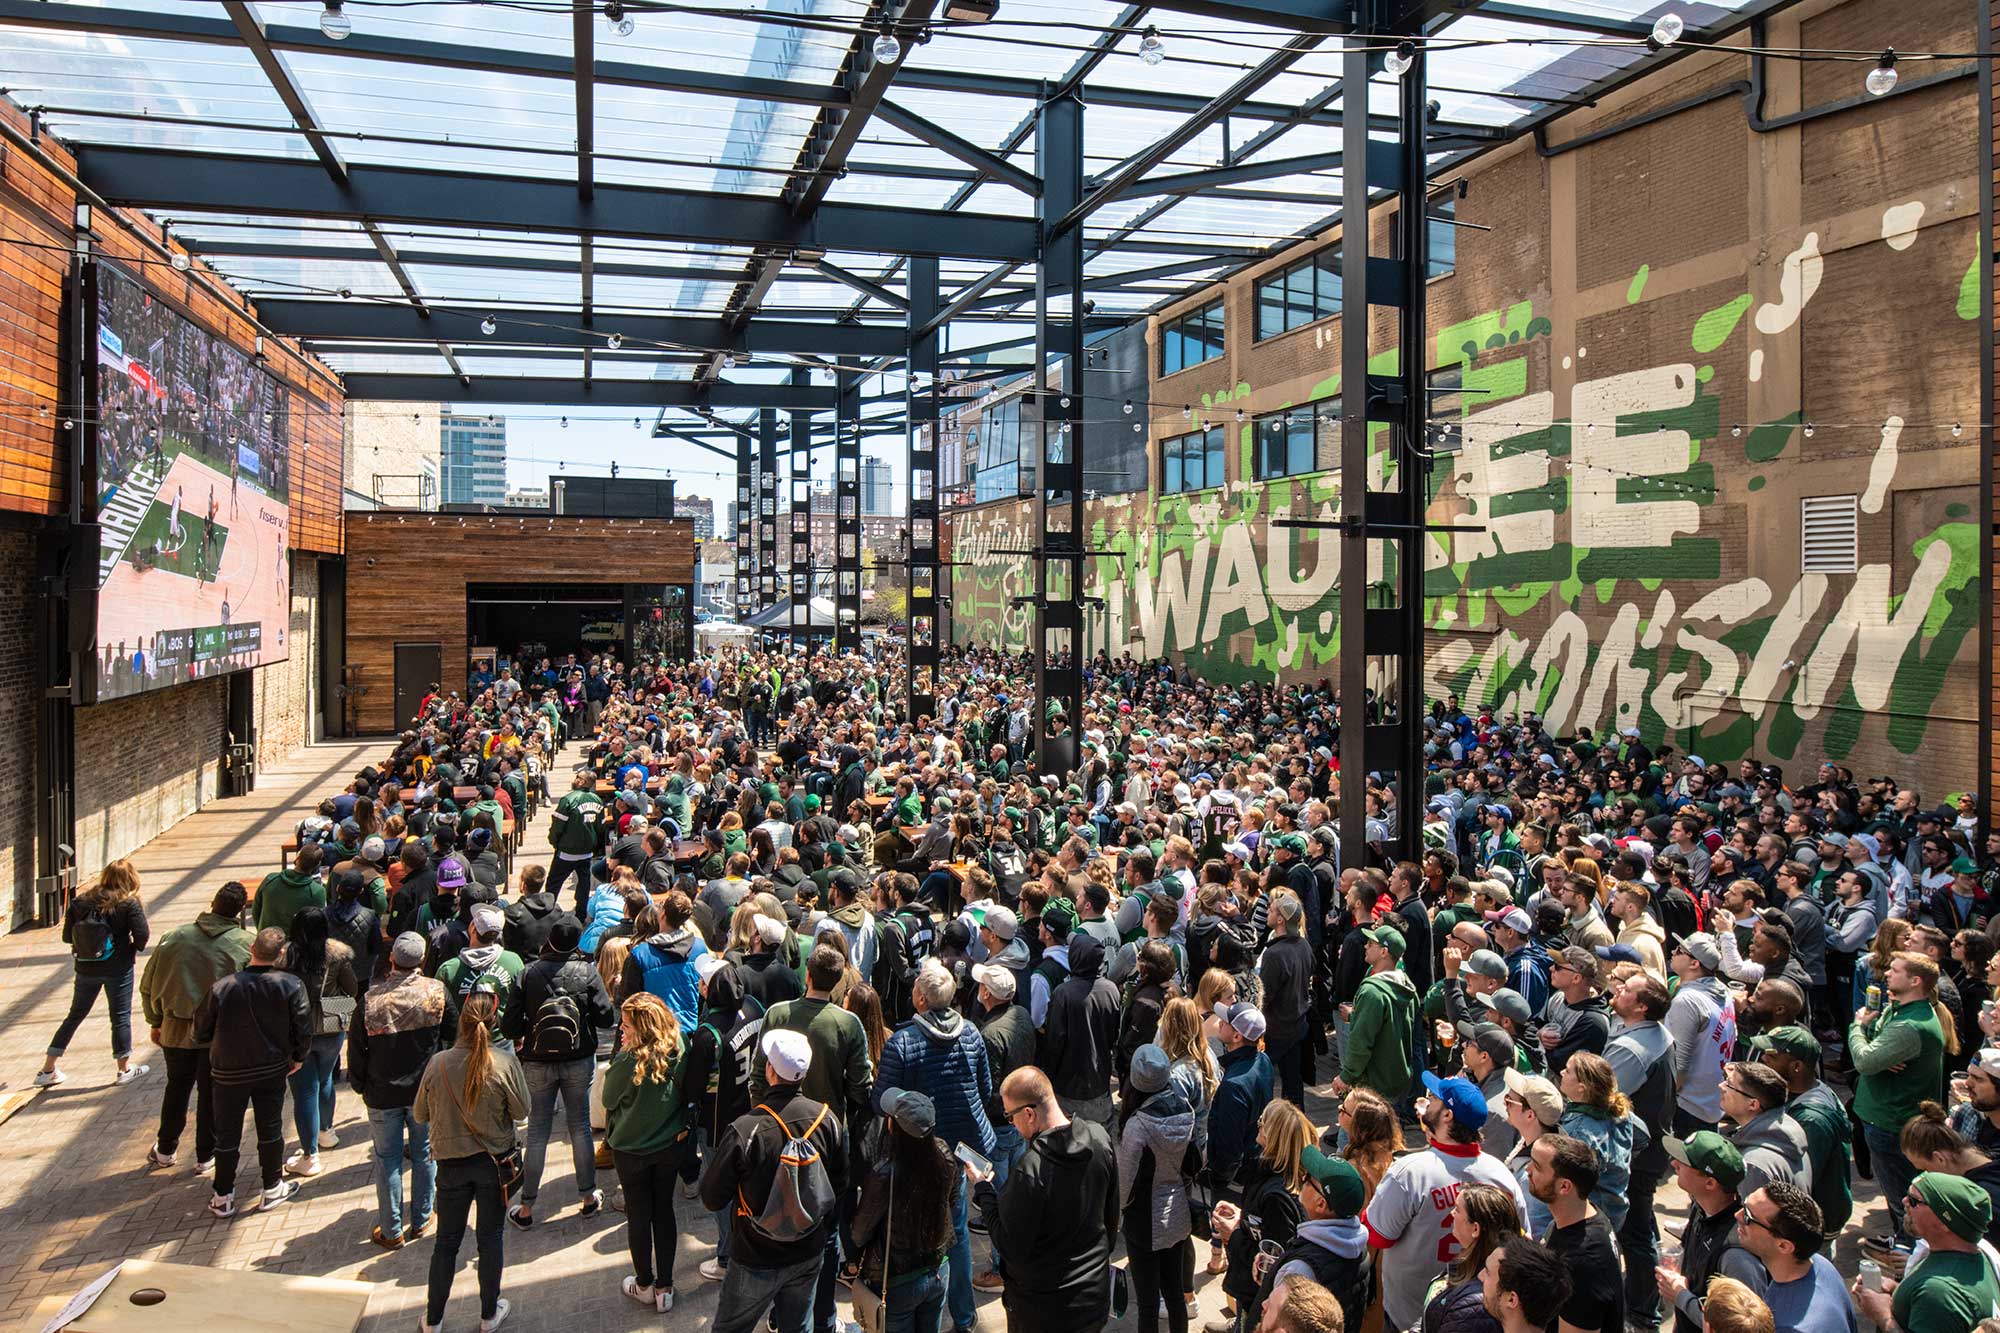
[755,914,789,946]
[1474,988,1533,1027]
[694,953,731,985]
[881,1089,937,1138]
[1953,856,1980,875]
[1463,949,1509,981]
[361,835,386,863]
[1270,833,1307,856]
[1593,943,1643,965]
[982,905,1019,942]
[469,903,505,939]
[1474,880,1515,906]
[1299,1147,1365,1217]
[761,1028,813,1084]
[1674,933,1722,971]
[1128,1043,1172,1094]
[971,962,1018,1001]
[1455,1020,1517,1070]
[1749,1025,1820,1062]
[436,857,469,891]
[1502,1067,1563,1127]
[1912,1172,1993,1243]
[390,931,428,970]
[1484,906,1533,934]
[1552,946,1599,978]
[1420,1071,1490,1130]
[1042,898,1078,938]
[1362,924,1407,959]
[1217,1001,1267,1042]
[1223,841,1255,861]
[1663,1131,1746,1188]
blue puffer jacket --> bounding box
[579,883,624,956]
[624,926,709,1033]
[1208,1042,1274,1194]
[876,1007,995,1157]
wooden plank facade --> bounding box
[342,512,697,733]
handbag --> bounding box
[442,1054,525,1198]
[851,1162,893,1333]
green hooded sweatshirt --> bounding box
[140,912,254,1048]
[1341,967,1418,1100]
[254,867,326,933]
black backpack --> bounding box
[530,963,589,1060]
[70,900,116,963]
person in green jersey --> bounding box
[1851,1172,2000,1333]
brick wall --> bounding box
[73,677,225,887]
[253,553,319,770]
[0,524,38,931]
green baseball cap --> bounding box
[1299,1147,1365,1217]
[1912,1171,1994,1242]
[1749,1025,1820,1062]
[1953,855,1980,876]
[1362,924,1407,959]
[1662,1131,1745,1189]
[1042,898,1079,937]
[1270,832,1308,856]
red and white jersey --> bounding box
[1363,1139,1527,1331]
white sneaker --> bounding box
[479,1299,510,1333]
[621,1278,654,1308]
[115,1064,150,1086]
[699,1259,727,1282]
[146,1145,177,1168]
[286,1153,323,1177]
[318,1129,338,1149]
[196,1158,214,1176]
[32,1068,63,1088]
[208,1192,235,1219]
[262,1179,300,1210]
[284,1148,305,1170]
[656,1289,673,1314]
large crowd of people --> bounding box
[32,637,2000,1333]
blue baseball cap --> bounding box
[1420,1071,1490,1131]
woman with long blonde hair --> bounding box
[1557,1051,1640,1228]
[604,993,692,1312]
[38,858,151,1088]
[1216,1100,1314,1318]
[413,991,529,1333]
[1337,1087,1404,1206]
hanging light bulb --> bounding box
[604,1,634,37]
[1953,421,1964,437]
[607,332,624,350]
[320,1,351,40]
[872,23,903,64]
[561,416,569,429]
[169,251,191,272]
[480,315,497,336]
[1649,10,1683,46]
[1803,423,1815,438]
[1384,40,1416,77]
[1132,422,1142,434]
[1138,25,1165,66]
[1122,399,1134,415]
[1730,425,1741,437]
[721,351,738,369]
[1181,404,1192,420]
[337,287,352,300]
[1865,50,1898,96]
[1234,408,1245,423]
[633,417,641,430]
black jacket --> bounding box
[348,968,447,1108]
[681,969,766,1139]
[699,1083,847,1271]
[517,954,617,1062]
[1041,933,1120,1102]
[64,894,150,978]
[978,1003,1038,1122]
[503,892,575,960]
[738,948,806,1011]
[196,964,310,1087]
[972,1117,1120,1332]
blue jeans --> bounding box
[287,1034,342,1153]
[370,1105,435,1236]
[48,968,135,1061]
[713,1249,823,1333]
[1864,1121,1917,1241]
[946,1172,974,1331]
[887,1260,949,1333]
[521,1057,595,1206]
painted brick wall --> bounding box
[0,525,39,932]
[254,553,319,771]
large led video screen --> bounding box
[89,263,292,702]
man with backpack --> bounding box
[436,904,526,1049]
[701,1027,845,1333]
[510,918,617,1228]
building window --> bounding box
[1255,246,1342,341]
[1429,195,1457,279]
[973,396,1029,503]
[1160,300,1225,375]
[1254,404,1318,480]
[1426,367,1463,454]
[1161,426,1226,493]
[1800,495,1858,573]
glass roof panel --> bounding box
[317,350,456,375]
[0,28,299,142]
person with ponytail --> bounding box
[604,991,695,1313]
[1557,1051,1644,1230]
[413,990,529,1333]
[1852,949,1957,1263]
[37,858,151,1088]
[1901,1101,2000,1248]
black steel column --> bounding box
[834,361,863,655]
[734,429,753,616]
[906,256,941,722]
[792,369,821,652]
[757,408,779,615]
[1337,27,1428,870]
[1033,88,1085,779]
[789,396,812,649]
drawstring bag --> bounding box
[851,1162,893,1333]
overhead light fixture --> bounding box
[942,0,999,21]
[480,315,497,335]
[1138,25,1165,66]
[872,23,903,64]
[607,332,624,350]
[1384,40,1415,77]
[1865,49,1897,96]
[1648,10,1683,47]
[721,351,738,368]
[792,246,827,265]
[169,251,191,272]
[320,1,351,40]
[604,1,635,36]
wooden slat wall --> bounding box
[343,513,697,733]
[0,100,344,548]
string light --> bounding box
[319,1,351,40]
[1122,399,1134,414]
[169,252,190,272]
[1138,26,1166,66]
[1182,405,1192,420]
[872,23,903,64]
[1384,40,1416,76]
[1648,11,1683,47]
[603,1,635,37]
[1866,49,1898,96]
[480,315,497,335]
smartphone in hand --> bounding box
[956,1141,994,1184]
